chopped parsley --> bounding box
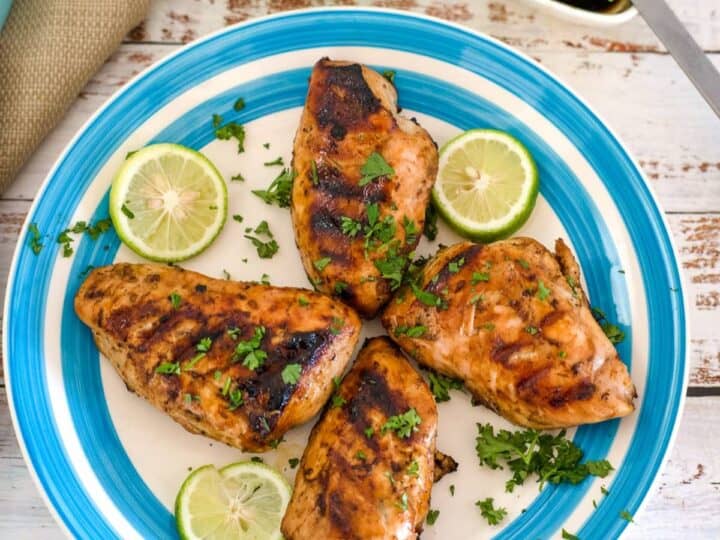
[185,337,212,370]
[591,307,625,344]
[251,456,263,463]
[333,281,348,295]
[448,258,465,273]
[232,326,267,370]
[426,509,440,526]
[517,259,530,269]
[264,156,284,167]
[402,216,418,245]
[155,362,180,375]
[340,216,362,237]
[260,273,270,285]
[562,529,580,540]
[364,426,375,438]
[427,371,464,402]
[231,172,245,182]
[449,484,455,496]
[121,204,135,219]
[330,316,344,335]
[228,388,243,410]
[281,363,302,385]
[28,223,43,254]
[525,326,539,335]
[476,498,507,526]
[57,229,74,257]
[382,69,396,83]
[475,423,614,493]
[423,202,439,241]
[215,121,246,153]
[252,168,295,208]
[374,247,406,290]
[288,457,300,469]
[469,293,483,305]
[245,220,278,258]
[381,408,421,438]
[232,214,243,223]
[262,143,270,149]
[395,492,408,512]
[212,113,222,127]
[233,97,245,111]
[298,295,310,307]
[620,510,634,523]
[601,485,609,496]
[394,325,427,338]
[355,450,367,461]
[472,271,490,284]
[406,460,419,477]
[537,280,551,301]
[358,152,394,186]
[310,159,319,185]
[410,282,443,308]
[566,275,579,298]
[331,394,346,408]
[313,257,332,272]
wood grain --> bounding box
[126,0,720,53]
[1,386,717,538]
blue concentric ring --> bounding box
[4,8,686,540]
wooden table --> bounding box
[1,1,718,538]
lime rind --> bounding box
[109,143,227,262]
[175,461,291,540]
[432,129,539,242]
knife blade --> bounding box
[632,0,720,118]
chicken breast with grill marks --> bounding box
[381,238,636,429]
[74,263,361,452]
[281,337,437,540]
[291,58,438,319]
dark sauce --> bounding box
[555,0,630,13]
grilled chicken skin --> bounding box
[291,58,438,319]
[382,238,636,429]
[75,263,361,452]
[282,337,437,540]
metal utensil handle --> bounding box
[633,0,720,118]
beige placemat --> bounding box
[0,0,149,193]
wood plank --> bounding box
[0,200,717,387]
[4,44,720,213]
[0,386,717,538]
[126,0,720,53]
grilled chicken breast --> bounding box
[282,337,437,540]
[291,58,438,319]
[75,263,361,452]
[382,238,636,429]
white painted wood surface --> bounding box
[1,1,718,538]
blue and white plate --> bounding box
[4,8,687,539]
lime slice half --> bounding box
[175,461,291,540]
[109,143,227,262]
[432,129,539,242]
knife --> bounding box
[632,0,720,118]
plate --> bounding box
[3,8,687,539]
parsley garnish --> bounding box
[423,202,439,241]
[331,394,346,408]
[155,362,180,375]
[364,426,374,438]
[228,388,243,410]
[232,214,243,223]
[427,371,464,402]
[245,220,278,258]
[402,216,418,245]
[298,296,310,307]
[395,492,408,511]
[233,97,245,111]
[355,450,367,460]
[358,152,394,186]
[227,327,240,340]
[252,168,295,208]
[251,456,263,463]
[221,377,232,396]
[382,69,396,83]
[591,307,625,344]
[264,156,284,167]
[410,282,443,308]
[517,259,530,269]
[121,204,135,219]
[260,273,270,285]
[288,457,300,469]
[562,529,580,540]
[231,172,244,182]
[620,510,634,523]
[472,272,490,284]
[314,257,332,272]
[212,113,222,127]
[475,423,614,492]
[57,229,74,257]
[601,485,609,496]
[232,326,267,369]
[381,408,421,438]
[215,121,246,153]
[185,337,212,370]
[374,247,406,290]
[476,498,507,525]
[426,509,440,525]
[449,484,455,496]
[566,275,579,298]
[394,325,427,338]
[334,281,348,295]
[330,316,344,335]
[525,326,539,335]
[281,363,302,385]
[406,460,419,477]
[28,223,43,254]
[537,280,551,300]
[448,258,465,273]
[169,292,181,309]
[340,216,362,237]
[310,159,319,185]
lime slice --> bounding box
[175,461,291,540]
[432,129,539,242]
[109,143,227,262]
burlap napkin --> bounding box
[0,0,149,193]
